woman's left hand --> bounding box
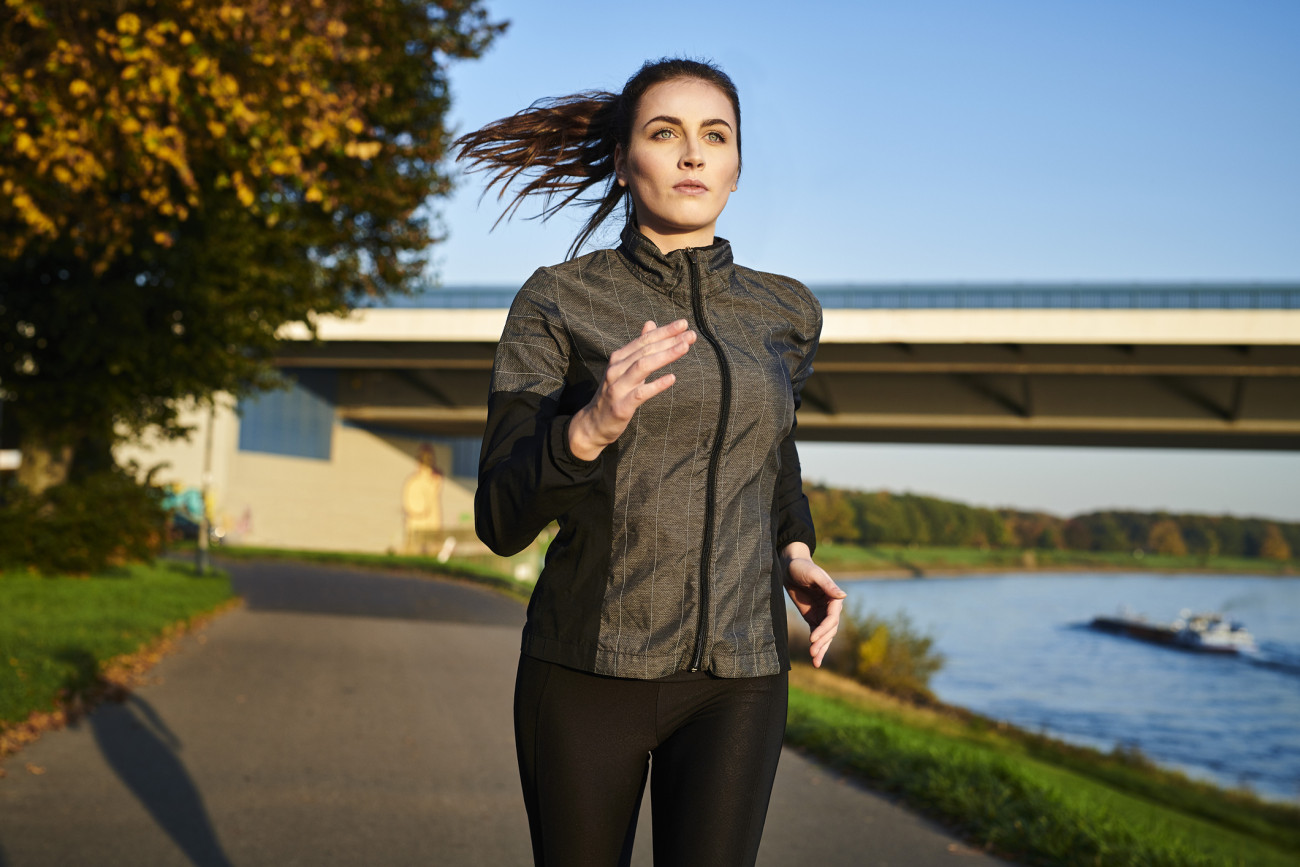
[782,542,846,668]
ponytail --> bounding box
[455,58,742,259]
[454,91,629,259]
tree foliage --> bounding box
[806,483,1300,561]
[0,463,165,573]
[822,608,946,703]
[1260,524,1293,561]
[1145,518,1187,557]
[0,0,504,487]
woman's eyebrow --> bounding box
[642,115,734,131]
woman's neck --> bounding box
[637,223,717,254]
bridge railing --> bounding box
[363,284,1300,310]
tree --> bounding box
[1062,517,1093,551]
[1181,520,1220,558]
[806,485,858,545]
[1035,523,1064,550]
[1,0,504,490]
[1147,518,1188,557]
[1004,510,1063,550]
[1259,524,1292,561]
[859,491,907,546]
[1091,512,1131,552]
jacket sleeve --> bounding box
[774,294,823,555]
[474,269,604,556]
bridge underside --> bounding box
[279,339,1300,450]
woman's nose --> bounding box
[680,145,704,170]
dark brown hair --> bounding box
[454,57,742,259]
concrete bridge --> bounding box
[279,284,1300,451]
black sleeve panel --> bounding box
[474,269,604,557]
[475,392,602,556]
[773,296,823,556]
[774,425,816,555]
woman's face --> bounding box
[615,77,740,252]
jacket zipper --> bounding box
[688,252,732,672]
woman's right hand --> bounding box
[567,319,696,461]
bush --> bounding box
[0,466,165,574]
[822,607,945,702]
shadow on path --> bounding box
[222,558,526,626]
[89,693,234,867]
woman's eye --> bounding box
[706,131,727,143]
[652,129,674,140]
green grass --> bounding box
[786,669,1300,867]
[203,543,534,603]
[814,542,1297,577]
[0,561,234,726]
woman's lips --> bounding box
[674,179,708,195]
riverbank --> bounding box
[188,539,1299,582]
[788,665,1300,867]
[814,542,1298,579]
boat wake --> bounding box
[1243,642,1300,677]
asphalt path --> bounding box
[0,560,1003,866]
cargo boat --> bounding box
[1089,610,1256,655]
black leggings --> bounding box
[514,654,788,867]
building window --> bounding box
[448,436,479,478]
[238,369,337,460]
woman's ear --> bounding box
[614,143,627,187]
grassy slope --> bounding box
[0,561,233,725]
[787,666,1299,867]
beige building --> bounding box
[117,373,479,554]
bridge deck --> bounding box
[277,305,1300,450]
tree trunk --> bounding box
[15,440,74,494]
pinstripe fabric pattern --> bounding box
[478,225,821,679]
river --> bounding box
[837,572,1300,803]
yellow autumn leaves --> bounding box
[0,1,392,272]
[116,12,142,35]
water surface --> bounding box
[839,572,1300,803]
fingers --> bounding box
[610,319,693,370]
[579,320,695,451]
[627,334,696,382]
[788,558,847,599]
[604,321,695,408]
[809,597,843,645]
[801,572,844,667]
[821,576,848,599]
[801,563,847,599]
[607,341,692,417]
[809,601,842,668]
[631,372,676,402]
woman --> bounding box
[458,57,845,867]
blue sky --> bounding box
[431,0,1300,521]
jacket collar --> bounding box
[617,224,735,299]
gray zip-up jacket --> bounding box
[475,225,820,679]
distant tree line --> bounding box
[805,485,1297,561]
